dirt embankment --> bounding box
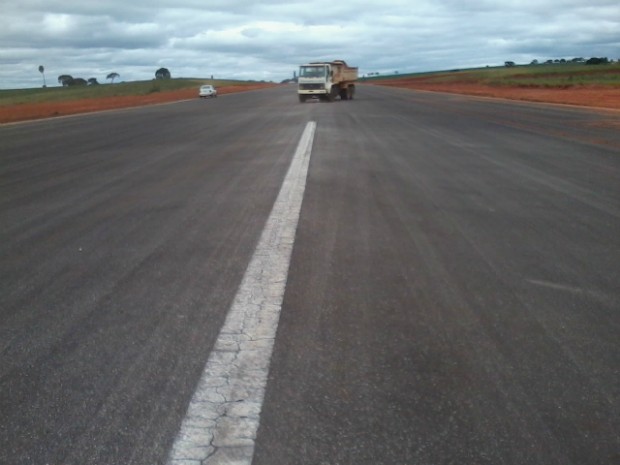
[371,78,620,110]
[0,83,278,124]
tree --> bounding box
[72,78,88,86]
[88,77,99,85]
[38,65,46,87]
[107,72,120,83]
[58,74,74,86]
[155,67,171,79]
[505,61,516,67]
[586,57,609,65]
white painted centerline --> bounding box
[167,121,316,465]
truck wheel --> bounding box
[298,95,307,103]
[347,87,354,100]
[329,87,338,102]
[339,89,348,100]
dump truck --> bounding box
[297,60,358,102]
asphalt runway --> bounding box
[1,85,619,464]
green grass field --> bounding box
[0,78,264,106]
[364,63,620,88]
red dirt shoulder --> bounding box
[372,80,620,109]
[0,83,278,124]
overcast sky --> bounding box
[1,0,619,89]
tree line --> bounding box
[39,66,173,87]
[55,72,121,87]
[506,57,614,67]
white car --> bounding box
[199,84,217,98]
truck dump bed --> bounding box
[310,60,358,83]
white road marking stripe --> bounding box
[167,121,316,465]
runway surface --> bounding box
[1,85,619,464]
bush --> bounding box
[586,57,609,65]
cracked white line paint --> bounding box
[167,121,316,465]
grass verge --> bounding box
[364,63,620,89]
[0,78,269,106]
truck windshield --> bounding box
[299,66,327,78]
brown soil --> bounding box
[371,79,620,110]
[0,83,278,124]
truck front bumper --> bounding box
[298,90,327,96]
[298,83,327,95]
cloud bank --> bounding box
[1,0,619,88]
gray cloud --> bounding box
[1,0,619,88]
